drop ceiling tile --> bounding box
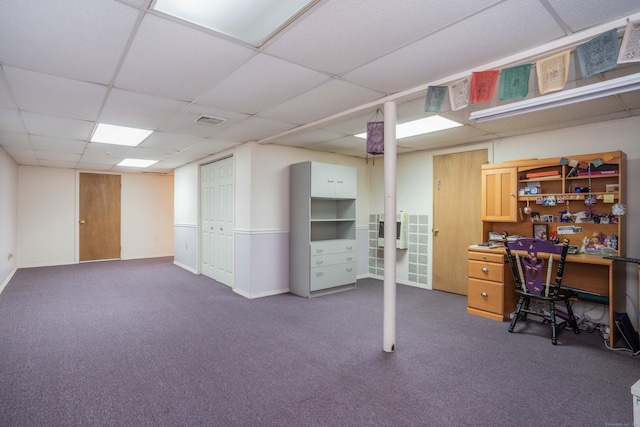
[0,108,25,133]
[85,142,168,160]
[116,14,254,101]
[0,131,30,148]
[185,139,243,154]
[76,162,117,171]
[2,146,35,160]
[161,150,211,165]
[0,76,14,108]
[160,104,249,138]
[343,0,566,94]
[547,0,639,32]
[0,1,138,83]
[258,79,383,124]
[319,111,378,135]
[30,135,87,154]
[21,112,94,141]
[4,67,107,121]
[271,129,345,147]
[138,132,206,152]
[100,89,189,130]
[216,116,297,142]
[197,53,330,115]
[35,150,81,162]
[79,153,122,166]
[307,135,364,151]
[266,0,502,75]
[150,159,188,169]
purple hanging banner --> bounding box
[366,121,384,155]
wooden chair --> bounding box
[503,234,580,345]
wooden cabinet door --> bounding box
[481,167,517,222]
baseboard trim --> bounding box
[0,267,18,296]
[173,261,197,274]
[234,287,289,299]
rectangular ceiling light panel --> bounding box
[152,0,317,46]
[118,158,159,168]
[91,123,153,147]
[355,116,462,140]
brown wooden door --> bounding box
[79,173,121,262]
[432,150,487,295]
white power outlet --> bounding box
[7,252,14,261]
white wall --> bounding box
[175,141,371,298]
[173,162,199,272]
[17,166,76,267]
[121,173,174,260]
[0,148,18,291]
[17,167,174,268]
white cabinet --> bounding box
[290,161,357,297]
[311,162,357,199]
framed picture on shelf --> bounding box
[533,223,548,240]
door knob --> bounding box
[79,220,85,224]
[433,228,439,235]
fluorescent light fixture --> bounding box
[355,116,462,140]
[470,72,640,123]
[91,123,153,147]
[117,159,159,168]
[151,0,317,46]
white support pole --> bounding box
[383,101,397,353]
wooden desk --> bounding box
[467,246,626,347]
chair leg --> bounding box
[521,297,531,321]
[564,299,580,334]
[509,296,526,333]
[549,300,558,345]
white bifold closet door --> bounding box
[201,156,234,287]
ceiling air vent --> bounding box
[194,115,227,126]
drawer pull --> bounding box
[316,260,323,265]
[346,257,353,261]
[482,267,489,273]
[316,272,323,277]
[346,246,353,250]
[482,256,487,259]
[481,292,488,297]
[346,267,353,272]
[316,248,324,253]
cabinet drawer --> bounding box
[468,278,504,314]
[468,250,504,263]
[310,263,356,291]
[468,259,504,282]
[311,252,356,267]
[311,239,356,255]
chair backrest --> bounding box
[503,236,569,296]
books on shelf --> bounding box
[576,170,618,176]
[525,170,561,179]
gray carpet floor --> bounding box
[1,257,639,426]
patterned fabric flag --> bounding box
[536,50,570,95]
[424,86,447,112]
[618,19,640,63]
[470,70,499,103]
[499,64,532,100]
[448,77,470,111]
[576,29,620,78]
[366,121,384,155]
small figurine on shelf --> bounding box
[580,236,589,254]
[549,230,559,244]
